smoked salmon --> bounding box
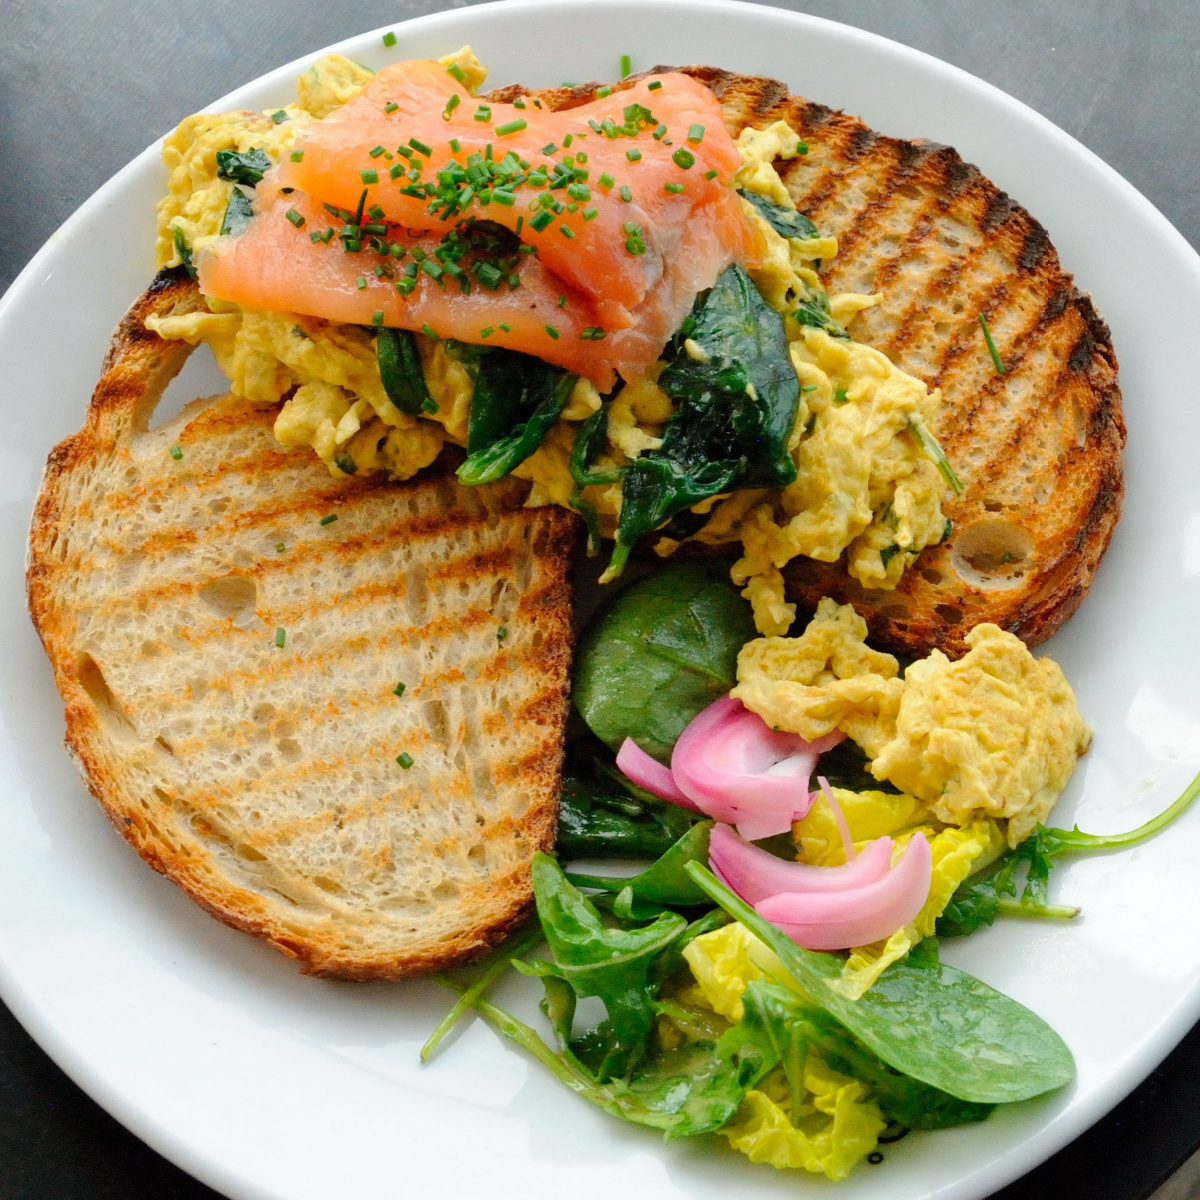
[196,58,762,387]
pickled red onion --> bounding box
[708,822,893,905]
[615,738,699,810]
[671,696,834,840]
[755,833,932,950]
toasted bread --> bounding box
[488,70,1124,657]
[27,269,578,979]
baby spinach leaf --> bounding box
[557,765,699,859]
[625,1041,745,1138]
[215,147,271,186]
[458,350,577,484]
[686,861,1075,1104]
[792,289,848,338]
[568,821,714,907]
[573,561,756,763]
[607,264,799,573]
[717,979,809,1117]
[376,327,433,416]
[737,189,819,240]
[568,405,626,554]
[939,768,1200,938]
[531,853,686,1081]
[220,187,255,237]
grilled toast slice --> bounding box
[27,269,578,979]
[488,70,1124,656]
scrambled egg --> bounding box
[148,54,953,636]
[734,597,1091,847]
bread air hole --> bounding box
[76,654,138,743]
[197,574,259,627]
[951,519,1035,591]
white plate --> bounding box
[2,2,1199,1197]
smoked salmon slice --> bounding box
[197,58,763,387]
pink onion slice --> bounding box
[671,697,822,840]
[708,822,894,906]
[755,833,933,950]
[615,738,699,810]
[817,775,856,863]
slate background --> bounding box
[4,1,1200,1197]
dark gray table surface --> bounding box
[4,2,1199,1198]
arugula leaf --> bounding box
[529,853,686,1081]
[220,187,255,237]
[215,147,271,186]
[376,327,433,416]
[557,761,699,859]
[686,861,1075,1104]
[736,189,819,240]
[607,264,799,573]
[939,767,1200,938]
[573,561,756,763]
[458,350,577,484]
[568,821,714,907]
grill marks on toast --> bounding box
[28,273,579,978]
[668,66,1124,655]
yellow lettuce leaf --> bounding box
[795,786,932,866]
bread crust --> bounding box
[487,69,1125,656]
[28,270,578,978]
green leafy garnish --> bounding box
[220,187,255,237]
[737,188,820,241]
[215,147,271,186]
[376,327,433,416]
[907,413,965,497]
[568,821,714,908]
[573,561,755,763]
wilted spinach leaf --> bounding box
[215,147,271,186]
[737,189,819,240]
[687,861,1075,1104]
[608,264,799,573]
[220,187,255,237]
[573,561,756,763]
[527,853,686,1081]
[568,405,626,554]
[458,349,577,484]
[376,327,433,416]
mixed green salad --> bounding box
[420,562,1200,1179]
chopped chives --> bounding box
[275,627,286,648]
[979,313,1005,373]
[561,81,577,88]
[480,325,494,337]
[393,682,406,697]
[626,148,642,162]
[596,85,613,98]
[290,150,305,162]
[422,397,439,413]
[449,137,461,152]
[382,30,397,46]
[513,98,526,109]
[271,109,288,124]
[360,169,379,184]
[672,147,695,169]
[580,326,606,340]
[168,444,183,460]
[834,387,849,405]
[544,324,560,340]
[597,172,614,189]
[557,294,567,308]
[275,542,286,552]
[620,54,632,78]
[396,752,414,769]
[371,310,384,326]
[409,137,432,156]
[800,384,818,393]
[652,123,667,140]
[473,105,492,122]
[389,163,405,180]
[647,80,662,90]
[560,224,575,239]
[529,209,553,232]
[687,123,705,143]
[514,215,524,234]
[499,322,511,332]
[421,323,439,340]
[384,101,399,114]
[620,185,633,202]
[442,93,461,120]
[319,513,338,526]
[446,62,468,84]
[285,208,305,227]
[582,206,598,220]
[369,144,386,158]
[664,182,685,194]
[355,275,367,289]
[704,169,718,180]
[496,117,528,136]
[497,626,508,639]
[562,133,574,148]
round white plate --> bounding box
[3,2,1199,1197]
